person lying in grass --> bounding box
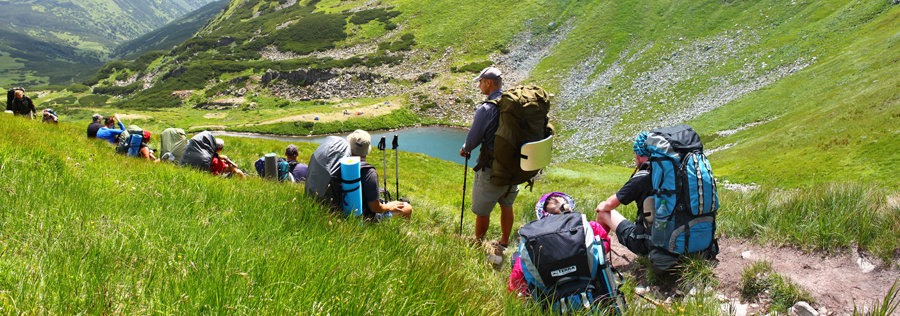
[347,130,412,221]
[507,192,611,296]
[137,131,159,163]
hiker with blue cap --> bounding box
[594,132,656,262]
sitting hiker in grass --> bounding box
[96,114,126,144]
[348,130,412,221]
[87,114,103,138]
[211,138,245,178]
[137,131,159,163]
[285,144,308,182]
[507,192,611,296]
[41,109,58,124]
[593,132,668,272]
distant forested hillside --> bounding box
[0,0,219,86]
[112,0,229,60]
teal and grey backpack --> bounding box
[642,124,718,273]
[115,125,144,157]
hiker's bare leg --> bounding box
[499,205,513,246]
[475,215,490,242]
[595,208,627,234]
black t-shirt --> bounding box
[360,162,380,220]
[87,122,103,138]
[615,162,653,216]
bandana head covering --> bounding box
[535,192,576,220]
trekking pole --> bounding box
[392,134,399,200]
[377,136,390,201]
[459,155,469,237]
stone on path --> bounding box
[789,301,818,316]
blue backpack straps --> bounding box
[127,133,143,157]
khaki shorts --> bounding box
[471,167,519,217]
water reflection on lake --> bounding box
[212,126,478,165]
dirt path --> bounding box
[608,238,900,315]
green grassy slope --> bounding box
[2,116,898,314]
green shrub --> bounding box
[267,12,348,55]
[46,96,77,106]
[77,95,109,107]
[67,84,90,93]
[349,8,401,26]
[92,82,142,96]
[455,61,493,73]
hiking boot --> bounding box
[487,241,507,257]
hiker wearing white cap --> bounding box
[348,130,412,221]
[459,66,518,258]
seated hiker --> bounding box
[594,131,678,274]
[41,109,58,124]
[96,114,126,144]
[136,131,159,162]
[285,144,308,182]
[210,138,245,178]
[348,130,412,221]
[507,192,611,296]
[87,114,103,138]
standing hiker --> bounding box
[349,130,412,221]
[87,114,103,138]
[458,67,518,259]
[7,89,35,119]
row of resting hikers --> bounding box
[82,112,413,221]
[17,66,715,311]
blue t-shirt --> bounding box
[96,121,126,144]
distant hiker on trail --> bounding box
[41,109,58,124]
[211,138,245,178]
[507,192,611,296]
[285,144,308,182]
[7,89,35,119]
[137,131,159,163]
[96,114,126,144]
[87,114,103,138]
[459,66,517,260]
[349,130,412,221]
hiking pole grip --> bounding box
[459,156,469,237]
[377,136,386,151]
[393,134,399,200]
[378,136,389,201]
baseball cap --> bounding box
[347,130,371,157]
[473,67,502,81]
[285,144,299,157]
[215,138,225,150]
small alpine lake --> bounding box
[212,126,478,165]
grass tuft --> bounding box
[740,260,815,312]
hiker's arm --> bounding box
[367,200,405,214]
[462,104,491,153]
[116,121,125,130]
[595,194,621,213]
